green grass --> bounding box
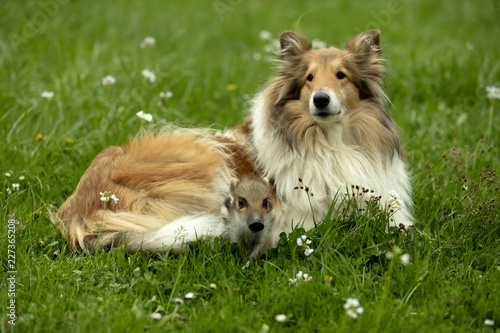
[1,0,500,332]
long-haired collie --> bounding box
[53,30,413,256]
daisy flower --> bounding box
[136,111,153,122]
[344,298,364,319]
[141,69,156,83]
[102,75,116,86]
[41,91,54,100]
[140,36,156,48]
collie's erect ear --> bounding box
[279,31,312,60]
[346,30,382,56]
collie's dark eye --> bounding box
[306,74,313,82]
[237,197,247,209]
[262,198,272,210]
[336,71,346,80]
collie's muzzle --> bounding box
[310,89,341,119]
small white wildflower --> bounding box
[6,188,11,194]
[175,225,187,240]
[159,91,173,99]
[484,319,495,326]
[141,69,156,83]
[210,283,217,289]
[185,292,194,299]
[305,239,312,245]
[19,176,25,180]
[41,91,54,100]
[486,86,500,100]
[288,278,297,285]
[400,253,410,265]
[140,36,156,48]
[259,30,272,40]
[110,194,119,204]
[312,39,327,49]
[5,172,11,177]
[304,248,315,256]
[296,271,303,279]
[386,251,394,260]
[263,44,274,53]
[102,75,116,86]
[301,235,307,241]
[388,190,404,211]
[136,111,153,122]
[12,183,20,191]
[275,314,287,323]
[151,312,162,320]
[344,298,364,319]
[253,52,262,61]
[100,191,110,202]
[296,238,303,246]
[172,297,184,304]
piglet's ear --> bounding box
[346,30,382,56]
[279,31,312,60]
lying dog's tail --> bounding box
[50,209,228,254]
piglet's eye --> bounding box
[336,71,346,80]
[306,74,313,82]
[237,198,247,209]
[262,198,272,210]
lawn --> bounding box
[1,0,499,332]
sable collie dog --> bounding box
[54,30,413,255]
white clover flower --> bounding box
[275,314,287,323]
[259,30,272,40]
[12,183,20,191]
[5,172,11,177]
[312,39,327,49]
[136,111,153,122]
[400,253,410,265]
[344,298,364,319]
[141,69,156,83]
[41,91,55,100]
[110,194,119,204]
[484,319,495,326]
[140,36,156,49]
[19,176,25,181]
[304,248,315,256]
[185,292,194,299]
[486,86,500,100]
[151,312,162,320]
[102,75,116,86]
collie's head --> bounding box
[270,30,386,121]
[262,30,401,159]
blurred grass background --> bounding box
[1,0,499,332]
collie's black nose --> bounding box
[249,220,264,232]
[313,92,330,108]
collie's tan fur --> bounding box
[54,30,413,255]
